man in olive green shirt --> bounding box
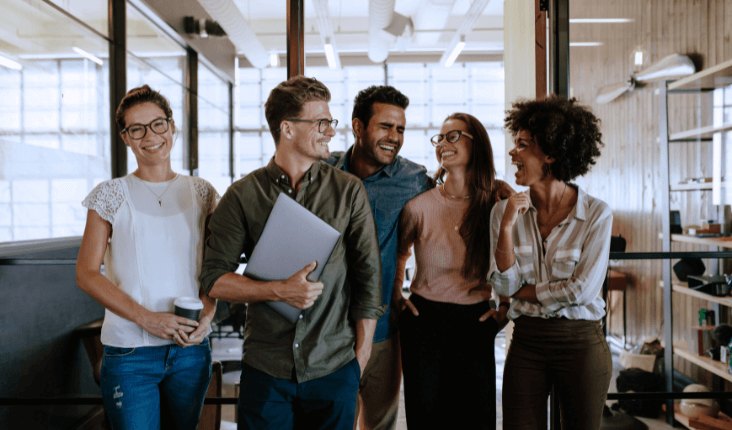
[199,76,384,430]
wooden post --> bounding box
[286,0,305,78]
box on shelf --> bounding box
[687,326,717,356]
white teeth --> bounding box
[144,143,164,151]
[379,145,395,152]
[512,161,524,168]
[320,141,329,146]
[441,151,455,157]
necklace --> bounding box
[139,173,178,206]
[440,185,469,231]
[537,183,567,227]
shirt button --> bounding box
[294,343,299,348]
[281,175,285,179]
[299,315,303,319]
[288,189,292,194]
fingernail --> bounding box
[190,335,195,340]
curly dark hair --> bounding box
[115,85,173,130]
[504,95,603,182]
[351,85,409,129]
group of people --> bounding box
[76,75,614,430]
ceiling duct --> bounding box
[183,16,226,38]
[312,0,341,68]
[368,0,396,63]
[197,0,268,68]
[438,0,492,66]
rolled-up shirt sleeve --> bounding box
[199,188,249,296]
[488,200,523,297]
[346,181,385,321]
[535,202,613,312]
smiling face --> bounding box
[509,129,554,186]
[435,118,472,171]
[286,99,335,163]
[353,102,406,168]
[121,102,175,168]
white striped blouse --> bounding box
[488,185,613,321]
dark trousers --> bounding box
[502,316,612,430]
[237,359,360,430]
[399,293,499,430]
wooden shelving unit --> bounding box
[658,59,732,425]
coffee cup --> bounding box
[174,297,204,322]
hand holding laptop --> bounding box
[272,261,324,309]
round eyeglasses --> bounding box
[122,118,172,140]
[431,130,474,147]
[286,118,338,133]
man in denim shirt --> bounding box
[325,86,433,430]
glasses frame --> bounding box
[430,130,474,147]
[122,118,172,140]
[285,118,338,133]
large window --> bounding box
[0,0,111,241]
[198,62,232,195]
[236,62,506,179]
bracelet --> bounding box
[495,248,514,255]
[498,301,511,309]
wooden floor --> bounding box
[211,332,679,430]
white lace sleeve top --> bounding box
[82,174,220,347]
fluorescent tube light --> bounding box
[569,18,633,23]
[72,47,103,66]
[324,38,337,70]
[269,52,279,68]
[443,35,466,68]
[0,54,22,70]
[570,42,603,47]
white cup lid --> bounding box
[174,297,204,310]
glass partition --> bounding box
[198,62,232,195]
[0,0,111,242]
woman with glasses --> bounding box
[490,95,612,429]
[76,85,219,429]
[392,113,513,429]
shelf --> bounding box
[661,280,732,307]
[673,341,732,383]
[671,234,732,248]
[668,57,732,90]
[670,122,732,141]
[670,182,724,191]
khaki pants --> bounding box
[354,334,401,430]
[502,316,612,430]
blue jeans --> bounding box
[237,359,361,430]
[100,340,212,430]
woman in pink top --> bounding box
[392,113,512,429]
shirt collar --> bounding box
[525,184,587,224]
[265,155,321,186]
[339,145,397,179]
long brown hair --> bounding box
[434,113,497,279]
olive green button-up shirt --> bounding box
[200,157,384,382]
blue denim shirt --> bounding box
[325,147,434,343]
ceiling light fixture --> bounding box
[569,18,633,23]
[443,35,466,68]
[269,52,279,68]
[72,47,103,66]
[0,54,22,71]
[570,42,603,47]
[324,38,337,70]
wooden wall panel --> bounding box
[568,0,731,384]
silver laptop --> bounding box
[244,192,341,323]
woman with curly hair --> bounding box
[489,95,613,429]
